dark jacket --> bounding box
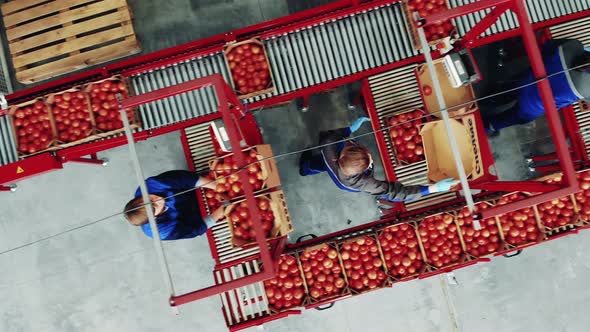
[518,39,590,121]
[134,170,209,240]
[319,127,428,202]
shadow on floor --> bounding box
[254,86,382,240]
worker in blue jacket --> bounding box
[299,117,458,201]
[124,170,225,241]
[484,39,590,134]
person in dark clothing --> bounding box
[299,117,458,202]
[483,39,590,133]
[124,170,225,241]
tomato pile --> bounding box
[497,193,542,246]
[537,196,576,229]
[211,149,265,199]
[406,0,455,42]
[204,189,225,211]
[228,198,274,243]
[456,204,501,257]
[49,91,92,143]
[12,101,53,154]
[378,223,423,278]
[418,214,462,268]
[264,255,306,311]
[226,42,272,95]
[88,79,130,131]
[340,237,388,292]
[300,245,347,301]
[387,110,426,164]
[574,171,590,222]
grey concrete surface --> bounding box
[1,1,590,332]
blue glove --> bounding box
[429,178,460,193]
[585,47,590,53]
[349,117,370,133]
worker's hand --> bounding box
[198,175,217,190]
[211,206,226,222]
[349,117,370,133]
[429,178,460,193]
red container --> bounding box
[338,234,389,294]
[385,109,427,165]
[46,88,93,144]
[263,254,308,313]
[377,222,426,281]
[8,99,55,157]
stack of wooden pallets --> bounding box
[1,0,141,84]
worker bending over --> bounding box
[299,117,458,201]
[124,170,225,241]
[484,39,590,134]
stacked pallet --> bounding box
[1,0,141,84]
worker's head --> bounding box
[338,144,373,176]
[124,194,166,226]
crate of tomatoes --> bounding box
[377,222,427,282]
[8,99,55,156]
[224,38,275,99]
[573,170,590,228]
[203,144,280,211]
[456,201,504,258]
[338,234,389,294]
[224,190,292,248]
[385,109,427,165]
[402,0,458,50]
[84,75,140,136]
[416,212,475,274]
[534,172,586,234]
[263,253,308,313]
[494,192,546,252]
[297,242,350,306]
[46,88,95,147]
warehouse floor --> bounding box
[1,1,590,332]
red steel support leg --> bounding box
[460,4,510,47]
[69,153,109,166]
[480,0,578,219]
[0,184,16,192]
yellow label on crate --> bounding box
[16,166,24,174]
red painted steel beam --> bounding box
[0,153,63,185]
[419,0,513,27]
[460,4,511,46]
[362,79,397,182]
[480,0,578,219]
[168,75,275,306]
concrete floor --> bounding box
[2,1,590,332]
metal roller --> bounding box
[449,0,590,38]
[0,115,18,166]
[124,0,588,132]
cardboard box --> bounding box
[208,144,281,197]
[225,190,292,248]
[8,98,57,157]
[223,38,276,100]
[420,113,483,183]
[416,59,477,118]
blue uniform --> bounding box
[133,170,209,240]
[300,127,428,201]
[489,39,589,130]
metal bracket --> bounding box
[315,302,335,311]
[503,249,522,258]
[1,184,17,192]
[296,234,317,243]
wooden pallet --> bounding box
[1,0,141,84]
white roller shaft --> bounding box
[415,15,480,230]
